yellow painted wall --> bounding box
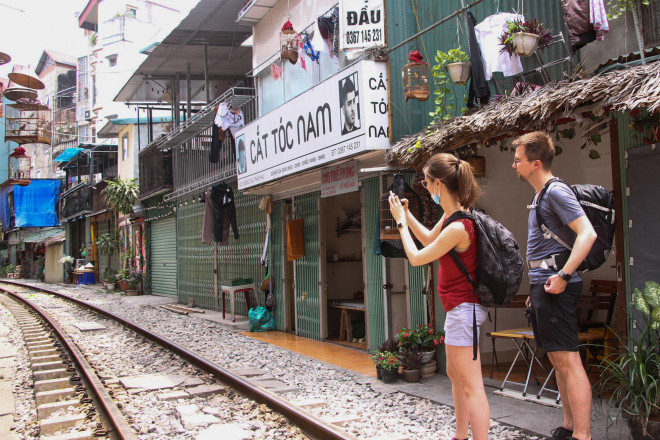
[117,124,136,179]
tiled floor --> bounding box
[241,331,376,377]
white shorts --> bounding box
[444,302,489,347]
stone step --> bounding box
[33,361,66,372]
[37,399,80,419]
[292,398,328,408]
[41,430,93,440]
[34,368,69,381]
[34,378,73,394]
[39,413,86,437]
[35,387,76,406]
[324,414,361,426]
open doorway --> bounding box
[323,190,366,350]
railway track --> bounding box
[0,281,358,440]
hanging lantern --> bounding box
[402,50,429,101]
[8,147,31,186]
[280,20,299,65]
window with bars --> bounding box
[642,0,660,46]
[77,56,89,103]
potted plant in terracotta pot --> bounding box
[124,268,143,296]
[398,346,423,382]
[116,268,130,291]
[595,280,660,439]
[499,18,552,57]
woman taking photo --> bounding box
[389,153,490,440]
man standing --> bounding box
[340,77,359,135]
[512,131,596,440]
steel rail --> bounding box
[1,280,357,440]
[0,287,138,440]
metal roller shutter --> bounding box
[151,217,178,297]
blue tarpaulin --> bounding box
[14,180,61,227]
[53,147,84,162]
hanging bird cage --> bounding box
[8,146,31,186]
[379,185,421,241]
[402,50,429,101]
[280,20,299,65]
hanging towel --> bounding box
[474,13,524,80]
[286,218,305,261]
[214,102,244,135]
[466,11,490,108]
[589,0,609,41]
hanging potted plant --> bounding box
[499,18,553,57]
[595,280,660,439]
[435,47,471,85]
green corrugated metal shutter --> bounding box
[271,200,285,329]
[363,177,385,352]
[217,186,267,316]
[293,192,321,340]
[151,217,178,297]
[177,199,214,308]
[386,0,571,142]
[402,172,427,327]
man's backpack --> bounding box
[446,210,524,308]
[536,178,615,272]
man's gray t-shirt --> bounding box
[527,181,585,285]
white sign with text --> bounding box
[339,0,385,50]
[235,60,389,190]
[321,160,358,198]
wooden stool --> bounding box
[338,309,353,342]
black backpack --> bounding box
[445,209,524,360]
[536,178,615,272]
[446,210,524,307]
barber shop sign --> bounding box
[235,60,390,190]
[340,0,385,50]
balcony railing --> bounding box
[138,146,173,200]
[91,184,112,214]
[60,184,92,220]
[52,139,79,160]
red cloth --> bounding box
[437,218,479,312]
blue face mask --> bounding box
[431,193,440,205]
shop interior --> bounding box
[323,190,366,350]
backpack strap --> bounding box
[445,210,479,361]
[535,177,574,251]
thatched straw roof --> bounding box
[387,61,660,169]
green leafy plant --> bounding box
[606,0,650,20]
[396,327,422,349]
[397,346,423,371]
[101,178,139,215]
[102,267,117,283]
[371,351,400,371]
[96,233,118,281]
[595,281,660,437]
[499,18,553,56]
[430,47,469,123]
[0,264,15,278]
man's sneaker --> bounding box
[548,426,573,440]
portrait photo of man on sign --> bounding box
[236,135,247,174]
[338,73,360,135]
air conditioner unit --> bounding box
[84,110,91,120]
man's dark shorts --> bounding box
[529,281,583,352]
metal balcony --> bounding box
[138,146,173,200]
[60,184,92,220]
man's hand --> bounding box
[544,274,567,294]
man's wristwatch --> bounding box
[557,269,572,282]
[397,222,406,230]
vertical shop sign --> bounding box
[339,0,385,50]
